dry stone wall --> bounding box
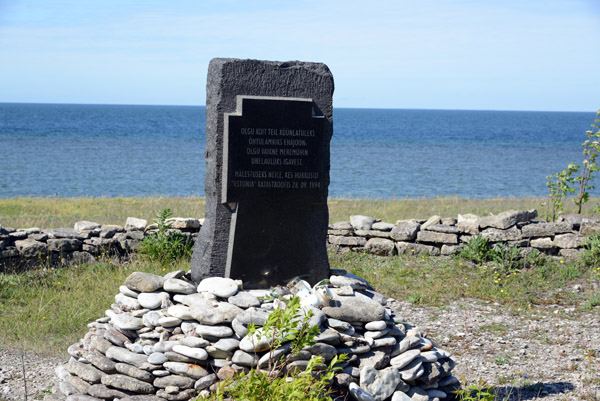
[0,218,201,272]
[328,210,600,261]
[2,210,600,272]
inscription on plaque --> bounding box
[223,96,326,203]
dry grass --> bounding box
[2,196,597,229]
[0,197,205,229]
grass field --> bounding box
[1,196,597,229]
[1,196,599,356]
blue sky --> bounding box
[0,0,598,111]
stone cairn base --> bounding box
[47,270,459,401]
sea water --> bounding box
[0,103,595,198]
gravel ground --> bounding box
[390,298,600,401]
[1,299,599,401]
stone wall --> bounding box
[0,218,202,272]
[328,210,600,260]
[3,210,600,272]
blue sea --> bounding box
[0,103,596,199]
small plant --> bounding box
[489,243,521,273]
[584,293,600,310]
[454,380,496,400]
[544,162,578,222]
[407,293,424,305]
[576,110,600,214]
[205,296,347,401]
[524,248,546,268]
[543,109,600,220]
[582,234,600,268]
[139,208,192,265]
[460,235,492,264]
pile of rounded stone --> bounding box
[47,270,459,401]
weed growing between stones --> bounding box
[204,296,348,401]
[453,380,496,400]
[459,235,491,264]
[139,208,193,266]
[460,236,542,274]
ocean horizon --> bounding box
[0,102,596,199]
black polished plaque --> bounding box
[223,96,326,203]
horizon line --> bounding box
[0,101,594,114]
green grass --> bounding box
[330,252,598,309]
[1,196,600,359]
[0,258,188,354]
[1,248,599,357]
[2,196,598,229]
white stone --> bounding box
[119,285,139,298]
[390,349,420,369]
[158,316,182,327]
[348,382,376,401]
[105,346,148,367]
[163,361,208,379]
[164,278,196,294]
[148,352,168,365]
[197,277,239,298]
[111,313,144,331]
[125,342,144,354]
[360,366,402,401]
[213,338,240,352]
[196,325,234,339]
[125,217,147,231]
[391,391,412,401]
[115,293,140,310]
[172,345,208,361]
[165,217,201,229]
[74,221,101,232]
[153,370,169,377]
[420,350,440,362]
[142,310,163,327]
[179,336,209,348]
[153,341,178,353]
[372,222,395,231]
[164,270,186,280]
[365,321,387,331]
[167,304,193,320]
[138,292,166,310]
[350,215,377,231]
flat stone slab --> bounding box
[322,292,385,322]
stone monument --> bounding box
[191,58,334,288]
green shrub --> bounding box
[139,208,193,265]
[460,235,492,264]
[203,296,347,401]
[582,234,600,267]
[489,243,522,273]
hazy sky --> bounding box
[1,0,599,111]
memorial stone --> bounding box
[191,58,334,288]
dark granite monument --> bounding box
[191,58,334,288]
